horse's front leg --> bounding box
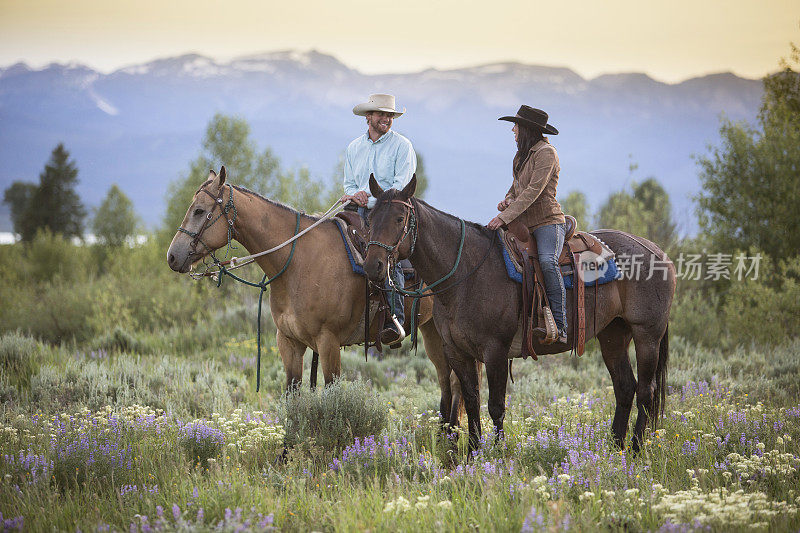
[277,329,307,392]
[315,330,342,385]
[418,320,453,430]
[444,344,481,452]
[484,341,510,442]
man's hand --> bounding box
[497,198,511,211]
[487,216,505,231]
[340,190,369,207]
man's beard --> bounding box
[370,118,391,135]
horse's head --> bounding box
[363,174,417,283]
[167,166,234,273]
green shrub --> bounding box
[280,378,387,451]
[341,351,390,390]
[669,289,724,348]
[722,258,800,347]
[91,327,145,354]
[0,277,98,343]
[0,332,42,388]
[24,229,95,283]
[30,354,247,416]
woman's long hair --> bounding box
[514,123,544,173]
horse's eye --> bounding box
[396,216,404,223]
[194,208,204,216]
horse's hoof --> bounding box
[275,447,289,465]
[630,439,641,456]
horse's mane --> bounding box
[232,185,324,223]
[376,189,496,241]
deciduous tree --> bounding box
[93,184,139,246]
[598,178,676,249]
[696,43,800,262]
[560,190,591,231]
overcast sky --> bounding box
[1,0,797,82]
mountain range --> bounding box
[0,50,764,234]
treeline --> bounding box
[1,46,798,350]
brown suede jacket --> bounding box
[497,139,565,231]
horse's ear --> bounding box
[218,166,227,186]
[369,174,384,198]
[400,174,417,198]
[207,169,217,181]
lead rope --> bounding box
[213,213,301,392]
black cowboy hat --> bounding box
[498,105,558,135]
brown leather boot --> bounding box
[380,323,402,347]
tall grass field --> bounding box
[1,307,799,532]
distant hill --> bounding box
[0,50,763,234]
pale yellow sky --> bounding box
[0,0,797,82]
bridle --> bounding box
[177,183,237,261]
[365,198,417,260]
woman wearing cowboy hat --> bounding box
[488,105,567,344]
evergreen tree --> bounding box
[2,143,86,241]
[93,184,139,246]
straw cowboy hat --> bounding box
[352,94,405,118]
[499,105,558,135]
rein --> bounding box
[191,196,349,278]
[372,198,498,348]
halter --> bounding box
[177,183,237,261]
[366,198,418,259]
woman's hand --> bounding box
[497,198,511,211]
[487,216,505,231]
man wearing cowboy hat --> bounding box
[341,93,416,345]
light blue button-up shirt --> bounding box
[343,129,417,208]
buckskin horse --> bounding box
[167,168,468,423]
[363,176,675,453]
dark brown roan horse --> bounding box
[364,176,675,452]
[167,168,467,423]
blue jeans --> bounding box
[532,223,567,334]
[358,207,405,325]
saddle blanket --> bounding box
[499,238,620,288]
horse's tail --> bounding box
[653,324,669,425]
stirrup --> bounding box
[380,314,406,346]
[539,307,559,345]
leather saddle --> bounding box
[504,215,609,359]
[335,210,371,254]
[335,210,421,352]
